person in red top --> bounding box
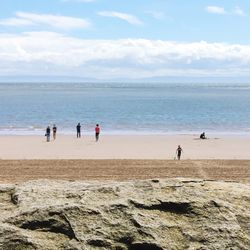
[95,124,100,142]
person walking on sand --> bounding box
[45,126,51,142]
[95,124,100,142]
[76,123,81,138]
[176,145,183,160]
[53,124,57,140]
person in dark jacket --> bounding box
[45,126,51,142]
[200,132,206,139]
[76,123,81,138]
[176,145,183,160]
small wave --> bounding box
[1,128,250,136]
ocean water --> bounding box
[0,82,250,135]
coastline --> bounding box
[1,128,250,136]
[0,134,249,160]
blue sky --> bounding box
[0,0,250,80]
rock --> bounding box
[0,178,249,249]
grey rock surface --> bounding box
[0,178,249,250]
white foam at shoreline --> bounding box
[1,128,250,136]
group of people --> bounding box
[76,123,100,141]
[45,123,101,142]
[45,124,57,142]
[44,126,207,161]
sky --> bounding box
[0,0,250,80]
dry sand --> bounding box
[0,135,249,184]
[0,134,250,159]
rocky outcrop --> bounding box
[0,178,249,249]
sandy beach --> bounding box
[0,159,249,183]
[0,134,249,160]
[0,134,249,184]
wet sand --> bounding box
[0,160,249,184]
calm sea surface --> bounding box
[0,82,250,135]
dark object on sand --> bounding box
[200,132,206,139]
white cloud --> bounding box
[0,12,90,30]
[206,5,246,16]
[98,11,143,25]
[0,32,250,79]
[206,6,227,15]
[145,11,165,20]
[0,18,33,26]
[233,6,245,16]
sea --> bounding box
[0,82,250,135]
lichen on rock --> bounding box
[0,178,249,249]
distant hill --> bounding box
[0,75,97,83]
[0,75,250,84]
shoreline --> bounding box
[0,134,250,160]
[1,131,250,136]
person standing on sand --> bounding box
[53,124,57,140]
[95,124,100,142]
[176,145,183,160]
[45,126,51,142]
[76,123,81,138]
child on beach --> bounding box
[95,124,100,141]
[176,145,183,160]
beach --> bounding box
[0,134,249,184]
[0,134,249,160]
[0,159,249,184]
